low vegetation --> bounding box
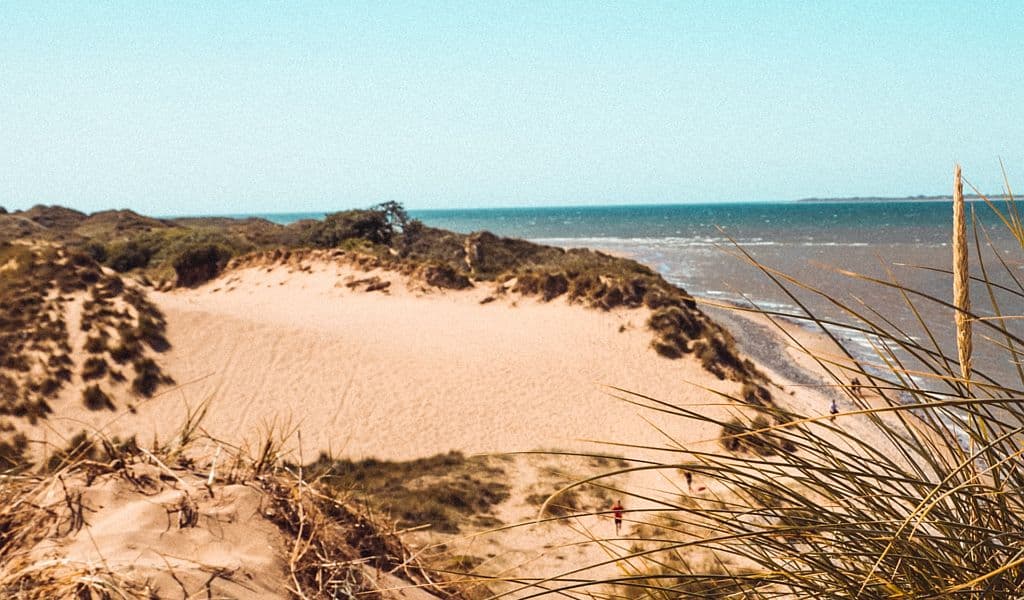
[81,385,114,411]
[302,451,511,534]
[0,242,174,429]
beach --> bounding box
[1,201,1007,599]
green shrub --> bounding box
[82,241,107,263]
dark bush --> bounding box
[527,488,582,517]
[171,243,233,287]
[134,315,170,351]
[38,377,62,397]
[720,415,791,457]
[131,358,173,397]
[423,264,473,290]
[45,431,99,471]
[82,241,108,263]
[84,335,108,354]
[652,339,684,359]
[513,272,570,301]
[83,385,114,411]
[106,239,157,272]
[742,384,773,407]
[82,356,108,380]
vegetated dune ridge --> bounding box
[47,253,747,462]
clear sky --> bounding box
[2,2,1023,214]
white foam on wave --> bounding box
[533,236,884,249]
[531,236,778,248]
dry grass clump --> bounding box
[0,428,28,472]
[81,385,114,411]
[615,534,756,600]
[421,263,473,289]
[80,356,107,381]
[527,486,583,517]
[82,335,107,354]
[0,418,457,599]
[719,414,795,456]
[131,358,174,397]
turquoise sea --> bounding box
[233,201,1023,389]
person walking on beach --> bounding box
[851,377,864,399]
[611,500,624,535]
[829,398,839,421]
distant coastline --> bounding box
[795,194,989,203]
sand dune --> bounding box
[76,261,739,462]
[14,256,912,599]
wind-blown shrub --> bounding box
[303,209,393,248]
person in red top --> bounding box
[611,500,624,535]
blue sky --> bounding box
[2,2,1023,214]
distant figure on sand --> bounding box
[611,500,624,535]
[851,377,864,399]
[685,472,693,492]
[829,398,839,421]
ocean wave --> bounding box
[532,236,886,249]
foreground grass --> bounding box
[0,419,466,599]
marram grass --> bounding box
[509,168,1024,599]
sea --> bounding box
[239,201,1024,393]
